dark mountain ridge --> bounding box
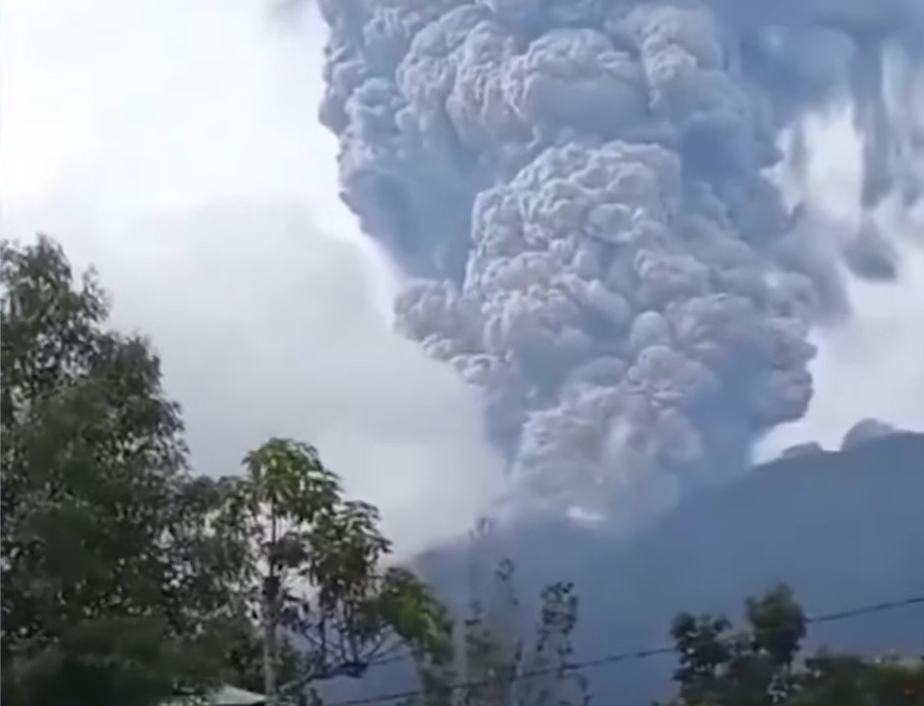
[413,431,924,702]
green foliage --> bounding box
[213,614,305,696]
[1,235,453,706]
[661,585,924,706]
[1,236,250,706]
[214,437,453,697]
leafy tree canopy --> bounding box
[1,233,453,706]
[213,437,453,702]
[661,585,924,706]
[1,235,253,706]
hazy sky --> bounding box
[1,0,921,551]
[0,0,504,559]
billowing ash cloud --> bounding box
[313,0,924,520]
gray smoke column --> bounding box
[314,0,924,521]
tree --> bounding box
[408,521,588,706]
[1,236,251,706]
[208,606,305,698]
[661,584,924,706]
[213,437,453,705]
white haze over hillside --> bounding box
[0,0,504,560]
[1,0,921,547]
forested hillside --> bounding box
[417,433,924,702]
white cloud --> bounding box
[759,109,924,457]
[0,0,503,559]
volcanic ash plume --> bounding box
[314,0,924,522]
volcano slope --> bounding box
[414,431,924,702]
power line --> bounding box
[322,595,924,706]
